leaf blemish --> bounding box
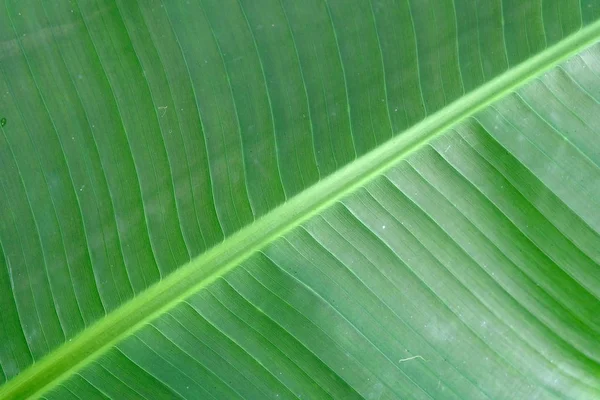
[398,355,426,363]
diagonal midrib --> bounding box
[3,19,600,400]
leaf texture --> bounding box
[1,1,599,399]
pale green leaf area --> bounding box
[1,0,600,399]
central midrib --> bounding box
[4,19,600,400]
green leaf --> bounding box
[1,1,600,399]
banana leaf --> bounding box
[1,1,599,399]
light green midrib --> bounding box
[3,20,600,400]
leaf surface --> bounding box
[1,1,599,399]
